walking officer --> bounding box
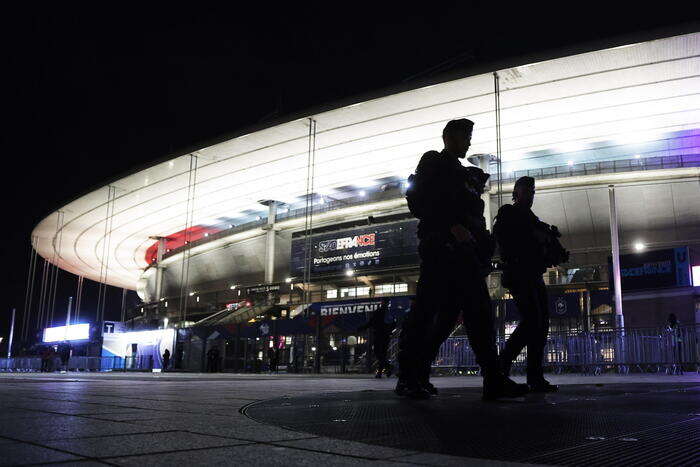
[493,176,569,392]
[396,118,529,400]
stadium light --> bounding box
[358,190,366,197]
[345,269,354,277]
[634,242,645,252]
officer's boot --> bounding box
[418,362,438,395]
[395,365,430,399]
[384,363,394,378]
[482,371,529,401]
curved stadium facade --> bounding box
[32,31,700,352]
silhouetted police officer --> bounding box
[397,119,529,400]
[358,299,396,378]
[493,176,568,392]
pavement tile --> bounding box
[0,416,164,442]
[43,430,251,458]
[31,462,112,466]
[81,411,184,422]
[105,444,403,466]
[273,437,418,459]
[127,417,317,442]
[0,441,83,465]
[3,400,138,416]
[397,452,540,466]
[0,408,70,421]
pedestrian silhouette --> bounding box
[162,348,171,371]
[397,118,529,400]
[358,299,396,378]
[494,176,569,392]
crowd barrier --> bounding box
[0,356,154,372]
[426,325,699,375]
[2,326,697,376]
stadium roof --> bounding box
[32,31,700,290]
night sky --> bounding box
[2,4,698,347]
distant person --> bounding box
[666,313,683,374]
[357,299,396,378]
[59,343,71,372]
[40,347,51,372]
[207,347,220,372]
[493,176,569,392]
[397,118,529,400]
[162,348,171,371]
[268,348,279,374]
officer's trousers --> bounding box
[500,277,549,383]
[373,336,390,372]
[398,240,500,382]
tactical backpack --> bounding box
[405,172,424,218]
[405,150,440,219]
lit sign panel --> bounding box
[43,323,90,343]
[101,328,175,370]
[609,247,692,291]
[693,265,700,287]
[318,234,376,252]
[291,220,419,276]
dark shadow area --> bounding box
[244,383,700,465]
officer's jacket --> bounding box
[493,203,547,275]
[414,150,489,249]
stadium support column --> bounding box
[262,201,278,285]
[608,185,626,367]
[150,236,167,304]
[7,308,15,358]
[608,185,624,327]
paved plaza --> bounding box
[0,372,698,466]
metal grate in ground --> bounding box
[243,383,700,465]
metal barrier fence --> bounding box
[2,326,697,375]
[0,356,154,372]
[390,325,699,375]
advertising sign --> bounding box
[290,220,419,276]
[102,328,175,370]
[609,247,692,291]
[43,323,90,343]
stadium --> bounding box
[28,30,700,372]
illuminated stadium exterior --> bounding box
[32,31,700,345]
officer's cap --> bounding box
[443,119,474,137]
[514,176,535,190]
